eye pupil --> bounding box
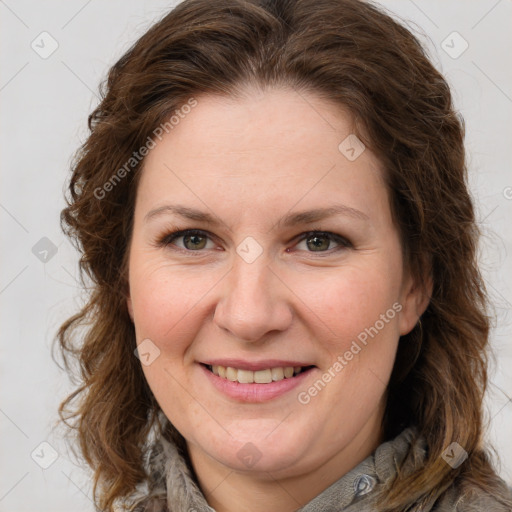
[184,233,206,250]
[164,230,347,254]
[307,235,329,251]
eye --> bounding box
[293,231,352,254]
[159,229,215,251]
[158,228,351,255]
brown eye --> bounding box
[160,229,214,251]
[306,234,331,251]
[182,232,207,250]
[295,231,351,254]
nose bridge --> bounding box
[231,253,271,305]
[213,250,292,342]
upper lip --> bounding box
[200,359,315,371]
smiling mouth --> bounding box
[203,364,316,384]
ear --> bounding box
[398,269,433,336]
[126,294,134,322]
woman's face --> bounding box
[127,87,427,481]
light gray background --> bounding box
[1,1,511,510]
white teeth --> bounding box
[226,367,238,382]
[254,369,272,384]
[237,369,254,384]
[271,367,284,381]
[209,365,306,384]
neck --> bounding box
[187,412,384,512]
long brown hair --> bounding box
[56,0,511,510]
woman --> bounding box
[57,0,512,511]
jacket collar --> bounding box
[131,418,425,512]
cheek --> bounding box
[129,261,213,417]
[298,264,402,352]
[128,258,216,354]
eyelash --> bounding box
[157,228,352,256]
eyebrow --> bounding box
[144,203,369,229]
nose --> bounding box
[213,255,293,343]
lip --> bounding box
[199,363,316,403]
[200,359,314,371]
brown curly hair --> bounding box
[56,0,511,510]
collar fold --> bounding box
[131,420,424,512]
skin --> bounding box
[126,86,431,512]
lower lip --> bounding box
[200,364,315,403]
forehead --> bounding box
[146,87,364,166]
[136,87,389,225]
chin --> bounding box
[198,424,308,475]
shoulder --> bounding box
[127,496,168,512]
[434,477,512,511]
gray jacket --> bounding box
[130,425,512,512]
